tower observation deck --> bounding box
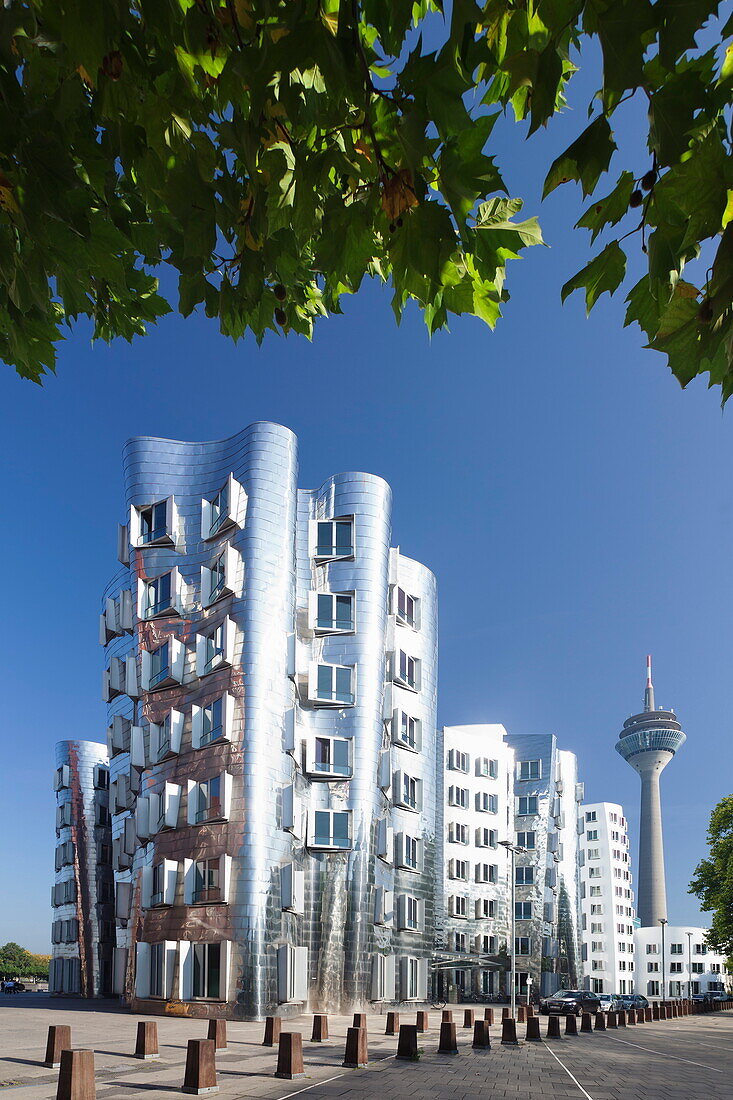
[615,657,686,927]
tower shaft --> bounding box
[636,757,668,926]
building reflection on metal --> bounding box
[50,740,113,996]
[100,423,438,1019]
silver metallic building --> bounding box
[503,734,583,998]
[615,657,686,927]
[101,423,438,1018]
[50,741,113,996]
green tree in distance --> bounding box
[690,795,733,960]
[1,1,732,397]
[0,942,50,978]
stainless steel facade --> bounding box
[503,734,583,998]
[50,740,113,996]
[100,423,438,1019]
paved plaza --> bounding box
[1,996,731,1100]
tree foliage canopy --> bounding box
[0,941,49,978]
[1,1,732,396]
[690,795,733,959]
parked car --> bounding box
[597,993,623,1012]
[694,991,728,1003]
[617,994,649,1011]
[540,990,602,1016]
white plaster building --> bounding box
[579,802,636,994]
[438,725,514,998]
[634,925,732,1000]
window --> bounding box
[477,792,498,813]
[517,796,538,815]
[475,757,498,778]
[476,898,496,919]
[588,847,600,859]
[151,863,168,907]
[647,980,660,997]
[515,866,534,886]
[193,858,222,904]
[311,663,355,705]
[454,932,467,953]
[144,640,185,691]
[277,944,308,1003]
[311,809,351,849]
[94,766,109,790]
[691,962,704,974]
[449,786,469,808]
[449,895,467,917]
[314,592,354,633]
[141,571,179,619]
[192,776,223,824]
[197,619,233,677]
[394,650,420,691]
[448,749,470,773]
[202,547,238,607]
[397,895,423,932]
[588,868,601,879]
[515,902,532,920]
[586,811,597,822]
[518,760,541,781]
[670,962,682,974]
[589,886,602,897]
[591,922,603,933]
[515,937,530,955]
[395,772,422,811]
[400,956,426,1001]
[394,587,419,628]
[693,943,707,955]
[132,498,176,548]
[475,863,497,884]
[586,829,598,841]
[448,823,469,845]
[392,710,421,751]
[670,943,683,954]
[308,736,352,779]
[517,831,535,850]
[647,962,659,973]
[476,934,497,955]
[150,943,167,998]
[315,518,354,560]
[646,944,658,954]
[476,828,498,848]
[399,835,421,871]
[192,943,222,999]
[189,695,232,755]
[449,860,469,881]
[202,476,245,540]
[152,711,184,761]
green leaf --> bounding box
[561,241,626,312]
[576,171,634,242]
[543,116,617,199]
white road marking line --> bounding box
[274,1071,346,1099]
[603,1033,725,1074]
[542,1042,596,1100]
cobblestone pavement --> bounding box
[1,996,731,1100]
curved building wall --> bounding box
[101,424,437,1017]
[51,740,112,996]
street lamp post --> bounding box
[500,840,527,1020]
[686,931,693,1002]
[659,918,668,1003]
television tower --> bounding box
[615,657,686,927]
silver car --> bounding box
[597,993,622,1012]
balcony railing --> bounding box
[192,886,222,904]
[150,665,171,689]
[141,526,168,545]
[195,802,222,824]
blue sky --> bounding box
[1,52,731,953]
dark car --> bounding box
[540,990,602,1016]
[617,993,649,1011]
